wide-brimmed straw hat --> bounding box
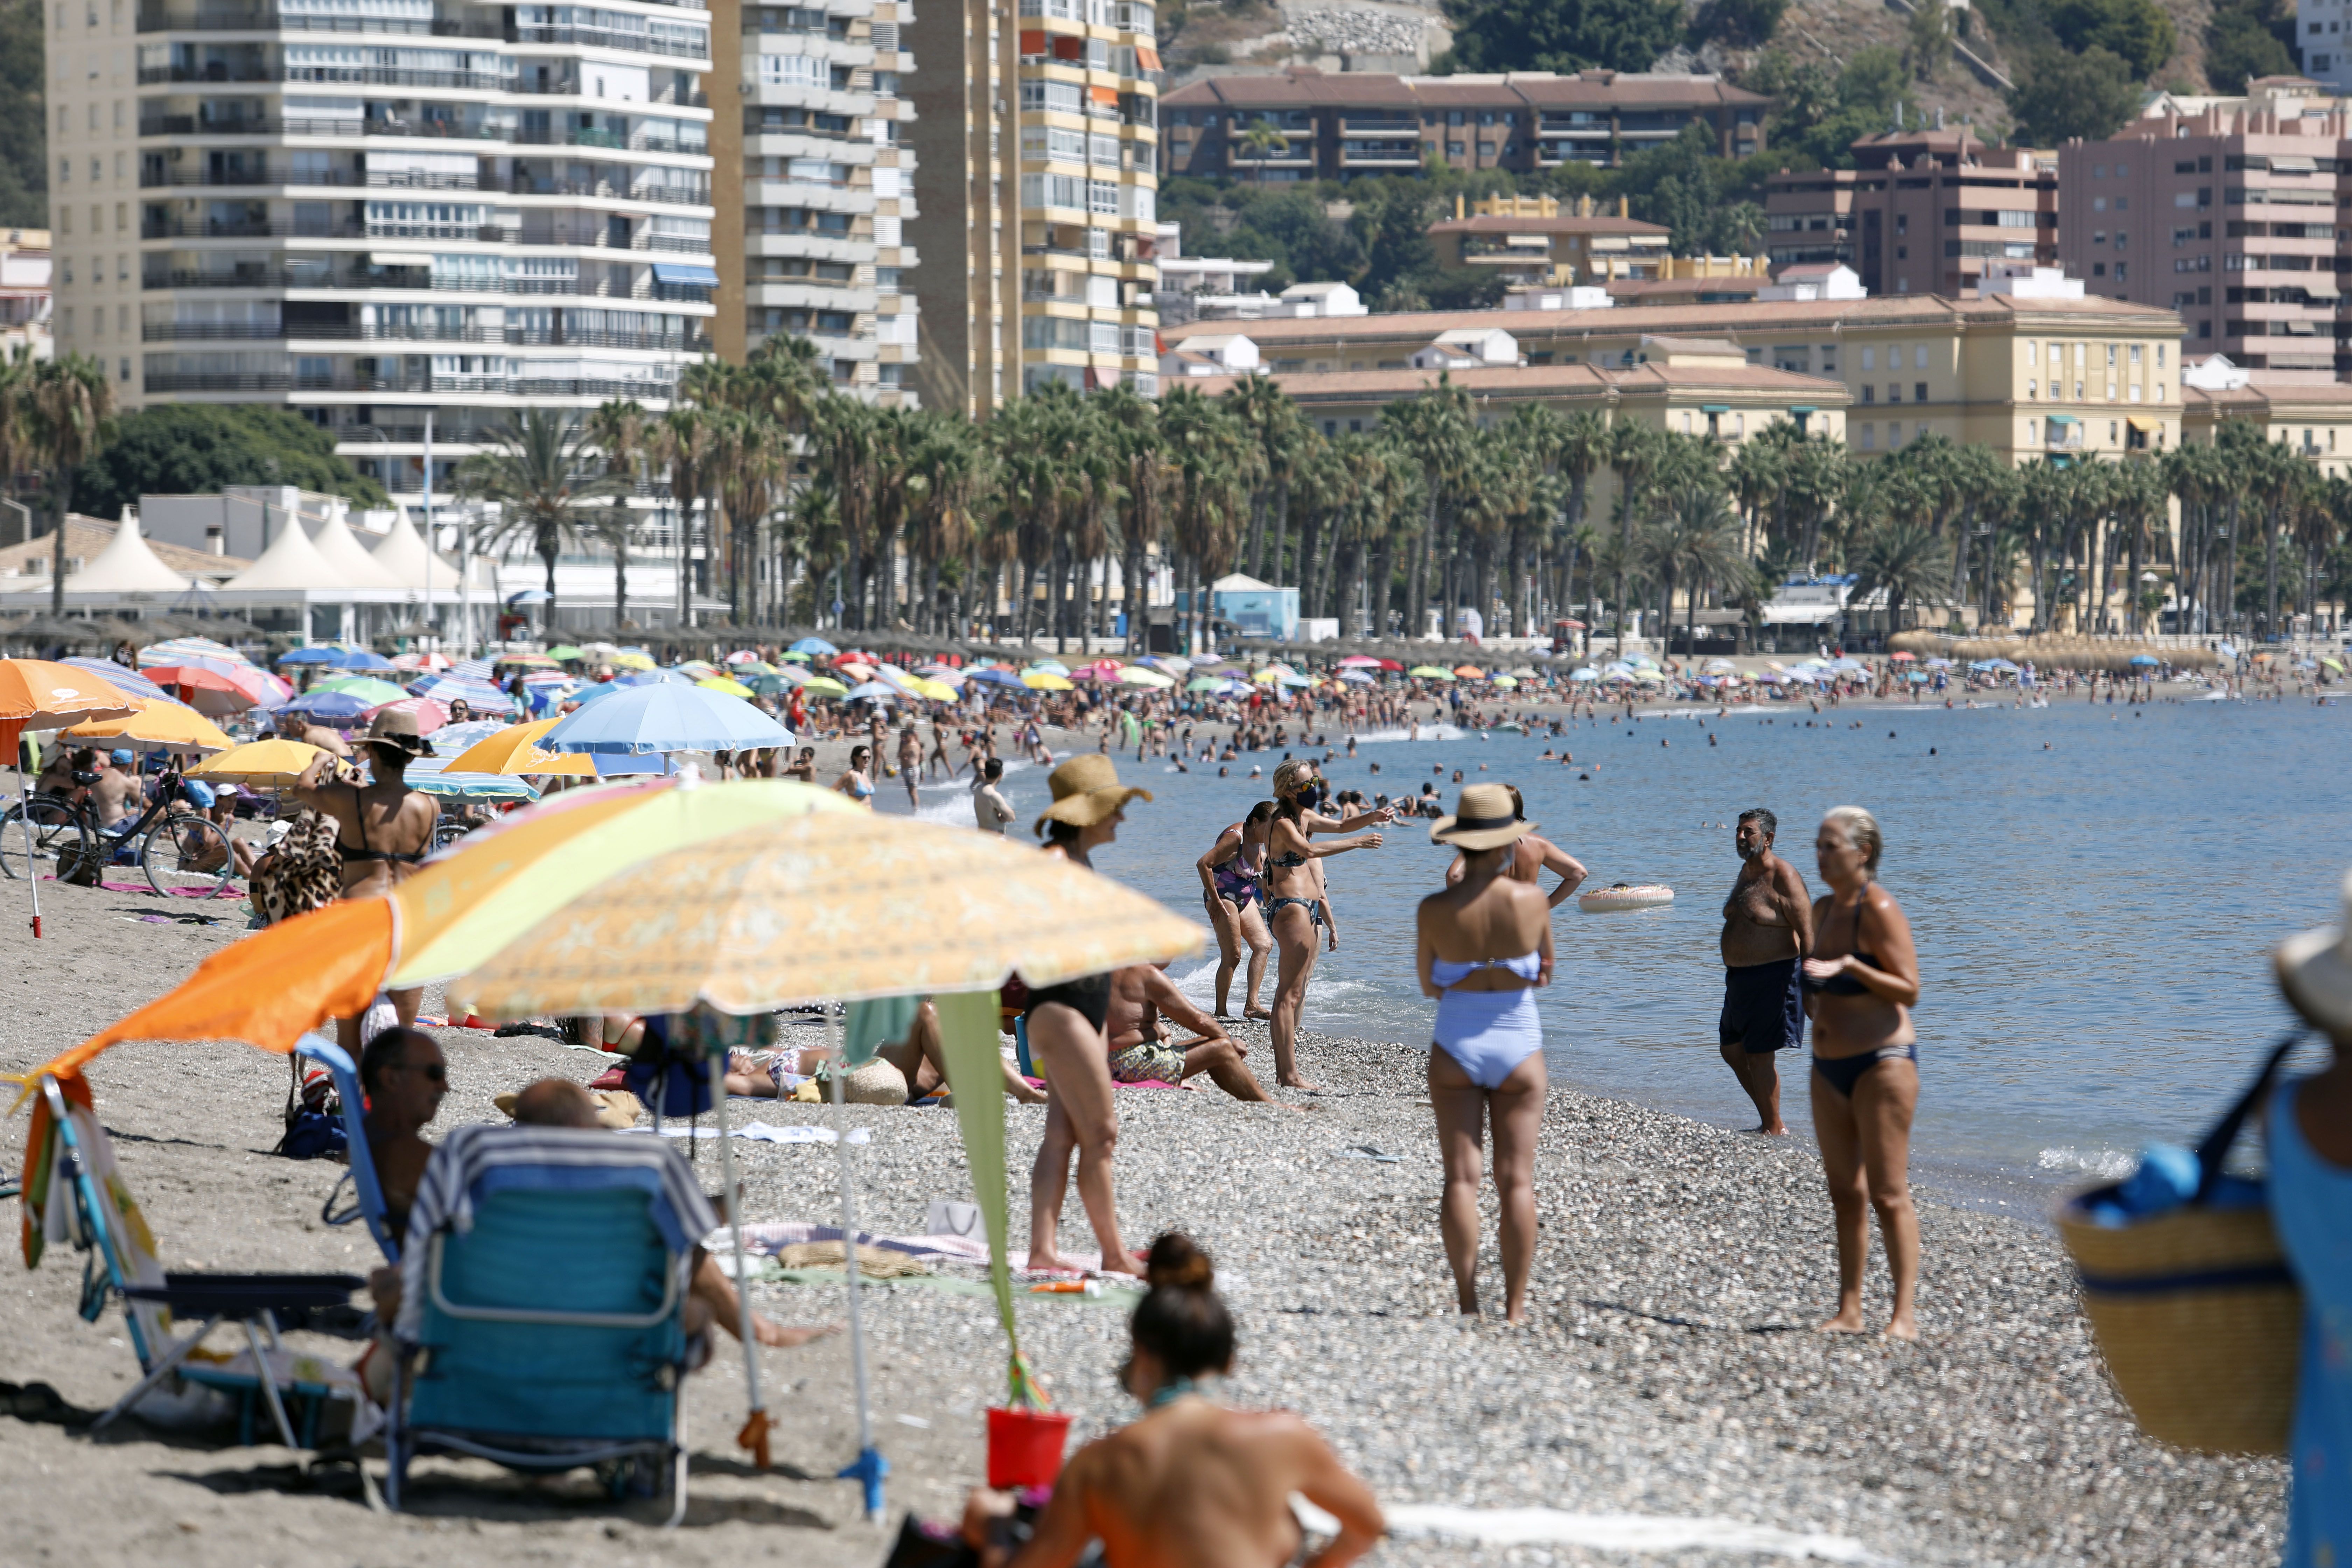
[1034,753,1152,835]
[1429,782,1536,851]
[2277,869,2352,1034]
[353,707,436,758]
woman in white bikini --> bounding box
[1195,802,1275,1020]
[1417,784,1553,1323]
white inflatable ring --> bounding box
[1578,883,1675,912]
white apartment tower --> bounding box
[50,0,719,524]
[717,0,919,401]
[2299,7,2352,92]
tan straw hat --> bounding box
[2277,869,2352,1034]
[1033,752,1153,835]
[1429,782,1536,850]
[353,706,436,757]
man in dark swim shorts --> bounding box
[1717,808,1813,1134]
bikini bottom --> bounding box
[1433,987,1543,1091]
[1267,895,1323,929]
[1811,1042,1918,1097]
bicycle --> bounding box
[0,763,241,899]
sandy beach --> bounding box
[0,865,2286,1567]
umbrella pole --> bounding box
[706,1050,769,1469]
[20,766,40,938]
[826,1004,885,1523]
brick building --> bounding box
[1159,68,1765,181]
[1764,128,2057,298]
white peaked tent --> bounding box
[63,510,194,596]
[221,508,354,593]
[307,511,407,592]
[370,508,488,591]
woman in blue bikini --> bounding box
[1801,805,1923,1340]
[1417,783,1554,1323]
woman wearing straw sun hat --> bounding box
[1023,754,1156,1277]
[2270,876,2352,1568]
[1417,783,1553,1323]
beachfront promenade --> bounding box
[0,800,2288,1566]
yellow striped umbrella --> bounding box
[453,811,1203,1020]
[61,698,234,754]
[187,737,332,788]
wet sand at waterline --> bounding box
[0,874,2282,1567]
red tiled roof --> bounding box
[1180,360,1849,403]
[1158,69,1763,114]
[1429,215,1669,236]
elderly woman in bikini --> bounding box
[1196,801,1276,1021]
[1418,783,1554,1323]
[1801,805,1923,1340]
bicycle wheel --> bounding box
[142,812,236,898]
[0,797,92,882]
[431,819,469,854]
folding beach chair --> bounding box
[24,1074,370,1450]
[295,1036,403,1262]
[383,1125,708,1526]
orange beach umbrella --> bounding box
[1,660,138,938]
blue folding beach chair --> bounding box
[295,1036,403,1262]
[383,1126,704,1526]
[29,1074,370,1451]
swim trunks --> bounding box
[1108,1039,1186,1085]
[1719,957,1804,1054]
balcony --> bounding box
[146,370,683,396]
[141,166,483,190]
[505,177,712,206]
[513,24,710,58]
[145,264,711,300]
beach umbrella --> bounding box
[440,716,598,778]
[734,660,778,677]
[311,675,409,708]
[1021,671,1074,692]
[1185,676,1226,692]
[544,645,586,663]
[425,718,510,758]
[677,661,721,679]
[278,690,374,724]
[843,681,899,703]
[2322,657,2346,674]
[145,659,289,714]
[0,660,138,934]
[61,697,235,755]
[1025,660,1070,677]
[410,673,517,714]
[965,668,1026,690]
[1570,667,1599,681]
[779,651,812,664]
[2129,654,2161,667]
[1889,651,1916,663]
[137,637,250,669]
[337,649,399,674]
[61,659,169,703]
[1407,666,1455,680]
[495,651,564,670]
[537,681,793,757]
[790,636,838,657]
[407,772,540,804]
[802,676,850,697]
[450,812,1208,1520]
[1336,670,1374,685]
[1924,658,1955,670]
[370,696,450,735]
[1452,665,1484,679]
[906,677,959,702]
[278,646,348,668]
[186,737,330,789]
[723,650,761,666]
[1491,674,1518,688]
[1119,666,1175,689]
[1334,655,1382,668]
[696,676,757,699]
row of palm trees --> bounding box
[17,338,2344,645]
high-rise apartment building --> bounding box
[904,0,1159,416]
[1763,127,2057,298]
[714,0,920,401]
[2057,85,2350,378]
[57,0,720,522]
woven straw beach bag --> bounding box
[2057,1032,2305,1456]
[2056,1199,2300,1454]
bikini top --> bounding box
[1430,951,1542,990]
[337,785,427,866]
[847,774,875,798]
[1270,851,1308,869]
[1804,900,1881,996]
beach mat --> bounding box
[46,876,239,898]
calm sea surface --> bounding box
[909,692,2352,1202]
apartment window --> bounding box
[1447,111,1463,126]
[1858,423,1875,450]
[2157,345,2166,366]
[1446,141,1463,156]
[1914,382,1927,402]
[1861,346,1875,370]
[2028,379,2038,399]
[2026,418,2039,444]
[1887,383,1901,403]
[1861,384,1875,404]
[1888,422,1902,447]
[2024,339,2037,364]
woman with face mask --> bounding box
[1262,759,1387,1092]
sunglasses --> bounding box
[393,1061,447,1084]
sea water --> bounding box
[900,693,2352,1200]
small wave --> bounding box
[1350,725,1466,744]
[2036,1145,2135,1181]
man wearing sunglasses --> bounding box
[359,1027,446,1239]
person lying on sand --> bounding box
[724,1001,1046,1106]
[962,1234,1382,1568]
[1103,964,1275,1103]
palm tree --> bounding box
[1156,385,1246,654]
[1093,383,1162,655]
[1848,514,1952,640]
[904,414,981,636]
[646,403,714,628]
[456,408,625,629]
[1605,420,1667,652]
[1553,408,1609,622]
[1236,120,1291,183]
[28,355,114,617]
[1225,373,1299,584]
[585,398,645,630]
[1650,485,1746,653]
[0,349,37,547]
[1384,379,1472,639]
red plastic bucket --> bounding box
[986,1406,1074,1488]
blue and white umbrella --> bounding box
[790,636,839,657]
[965,668,1028,689]
[411,674,518,713]
[62,658,170,702]
[279,690,374,723]
[408,771,542,802]
[537,681,793,755]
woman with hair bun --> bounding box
[963,1233,1385,1568]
